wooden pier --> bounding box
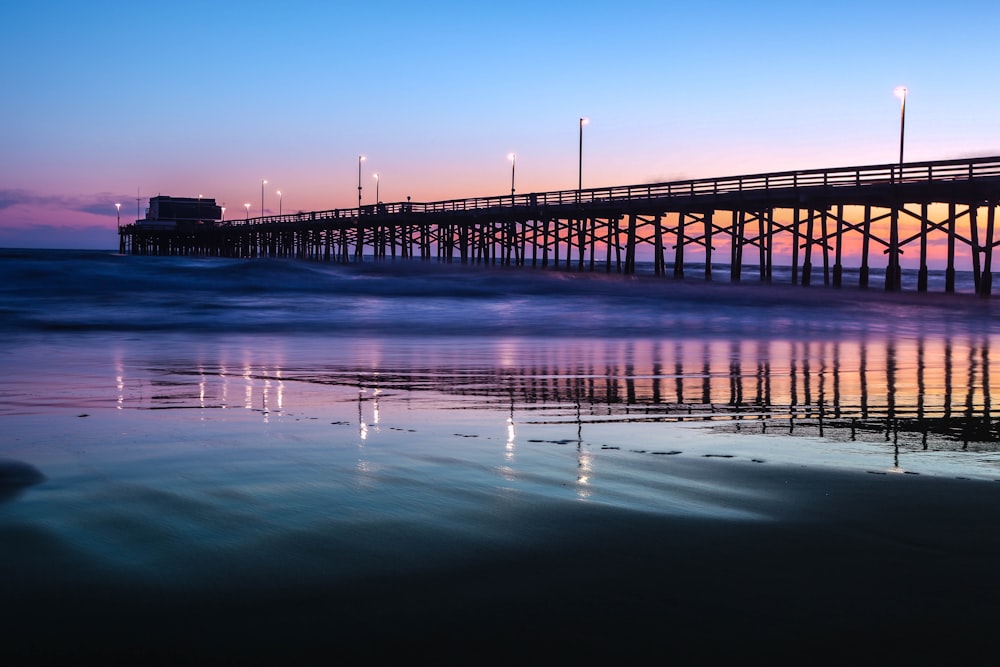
[120,156,1000,295]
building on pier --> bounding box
[138,196,222,230]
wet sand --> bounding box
[3,448,1000,662]
[3,334,1000,662]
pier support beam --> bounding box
[674,212,685,278]
[983,204,996,296]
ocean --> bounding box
[2,248,1000,661]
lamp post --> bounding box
[508,153,516,197]
[261,179,267,218]
[244,203,250,221]
[373,173,380,205]
[578,117,589,194]
[277,190,282,216]
[221,205,226,222]
[115,202,121,229]
[886,86,908,293]
[358,155,366,211]
[894,86,907,178]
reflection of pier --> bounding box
[121,156,1000,294]
[299,337,997,449]
[138,336,1000,451]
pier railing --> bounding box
[217,155,1000,226]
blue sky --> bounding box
[2,0,998,248]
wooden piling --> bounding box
[833,205,844,288]
[946,203,957,293]
[983,204,996,296]
[674,212,685,279]
[859,205,871,288]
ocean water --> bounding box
[3,248,1000,659]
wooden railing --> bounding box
[203,155,1000,227]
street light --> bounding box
[277,190,282,216]
[358,155,366,210]
[221,205,226,222]
[244,203,251,220]
[373,173,380,204]
[115,202,121,229]
[508,153,516,197]
[261,179,267,217]
[894,86,907,177]
[578,117,589,193]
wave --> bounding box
[1,249,996,339]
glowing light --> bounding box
[507,153,516,196]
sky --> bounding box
[2,0,999,249]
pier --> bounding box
[120,155,1000,295]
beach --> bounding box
[2,250,1000,662]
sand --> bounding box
[4,436,1000,661]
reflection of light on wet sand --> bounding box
[219,364,229,408]
[355,458,379,487]
[495,339,519,368]
[243,365,253,410]
[576,450,593,498]
[198,367,206,409]
[263,378,271,423]
[276,369,284,415]
[115,354,124,411]
[359,389,368,440]
[505,416,516,463]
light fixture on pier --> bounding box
[373,173,380,205]
[508,153,516,197]
[578,117,589,194]
[115,202,121,229]
[893,86,907,174]
[221,205,226,222]
[277,190,282,216]
[244,202,251,220]
[261,179,267,217]
[358,155,366,210]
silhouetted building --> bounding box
[138,196,222,228]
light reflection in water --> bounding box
[576,448,593,498]
[358,389,368,441]
[276,369,284,414]
[505,416,516,459]
[121,334,1000,453]
[243,365,253,410]
[198,365,205,410]
[262,378,271,423]
[115,353,124,411]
